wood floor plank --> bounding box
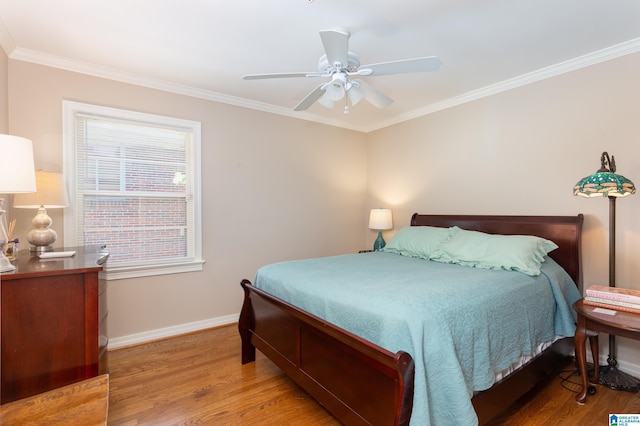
[1,375,109,426]
[107,325,640,425]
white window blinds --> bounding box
[64,101,202,279]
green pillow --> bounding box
[430,227,558,276]
[382,226,456,259]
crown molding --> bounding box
[8,37,640,134]
[369,37,640,132]
[9,47,369,133]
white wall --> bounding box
[367,51,640,371]
[6,60,368,342]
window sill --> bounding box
[102,259,205,280]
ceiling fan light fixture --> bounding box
[348,85,364,106]
[326,73,347,101]
[326,84,344,101]
[318,92,335,109]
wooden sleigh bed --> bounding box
[238,214,583,425]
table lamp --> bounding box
[14,170,69,252]
[0,134,37,272]
[574,151,639,392]
[369,208,393,251]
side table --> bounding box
[573,299,640,404]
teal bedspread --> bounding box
[254,252,581,426]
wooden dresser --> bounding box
[0,247,109,404]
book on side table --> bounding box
[584,285,640,314]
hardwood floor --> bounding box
[107,325,640,425]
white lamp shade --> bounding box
[348,85,365,106]
[326,82,345,101]
[14,171,69,208]
[318,92,335,109]
[369,208,393,230]
[326,73,347,101]
[0,134,36,193]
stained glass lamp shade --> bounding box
[574,151,639,392]
[573,169,635,198]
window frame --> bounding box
[63,100,204,280]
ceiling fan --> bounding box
[243,29,441,114]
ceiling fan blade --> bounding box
[293,84,327,111]
[319,29,350,68]
[354,80,393,108]
[243,72,323,80]
[359,56,441,76]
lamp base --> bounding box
[29,244,55,253]
[25,206,58,252]
[599,364,640,392]
[373,231,386,251]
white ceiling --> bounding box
[1,0,640,132]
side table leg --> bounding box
[575,315,589,404]
[588,334,600,384]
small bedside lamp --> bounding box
[14,171,69,252]
[369,208,393,251]
[0,134,36,272]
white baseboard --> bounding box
[584,352,640,378]
[107,313,239,350]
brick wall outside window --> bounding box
[64,101,203,278]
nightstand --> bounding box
[573,299,640,404]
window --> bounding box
[63,101,203,280]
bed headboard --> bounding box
[410,214,584,291]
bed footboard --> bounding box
[239,279,415,426]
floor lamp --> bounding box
[574,151,640,392]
